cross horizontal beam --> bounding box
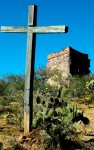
[0,25,68,33]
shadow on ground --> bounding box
[61,138,94,150]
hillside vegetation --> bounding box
[0,68,94,149]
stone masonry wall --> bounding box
[47,47,71,78]
[46,46,90,85]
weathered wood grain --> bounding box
[24,5,37,134]
[1,25,68,33]
[28,5,35,26]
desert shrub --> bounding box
[34,67,47,91]
[6,100,24,131]
[0,74,24,130]
[67,75,88,99]
[0,74,24,97]
[34,67,67,92]
[4,74,24,96]
[0,79,8,96]
[34,67,59,98]
[48,69,63,86]
[34,68,92,101]
[0,96,12,107]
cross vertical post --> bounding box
[24,5,37,134]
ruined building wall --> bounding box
[70,49,90,75]
[47,46,90,85]
[47,47,71,78]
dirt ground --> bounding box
[70,100,94,141]
[0,101,94,149]
[0,114,21,149]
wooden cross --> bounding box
[0,5,68,134]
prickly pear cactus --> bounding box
[32,95,74,148]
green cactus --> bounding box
[32,119,37,128]
[33,95,74,149]
[48,108,54,117]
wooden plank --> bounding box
[24,33,34,134]
[24,5,37,135]
[28,5,35,26]
[29,26,68,33]
[28,5,37,26]
[0,26,27,33]
[1,25,68,33]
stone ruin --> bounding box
[47,46,90,85]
